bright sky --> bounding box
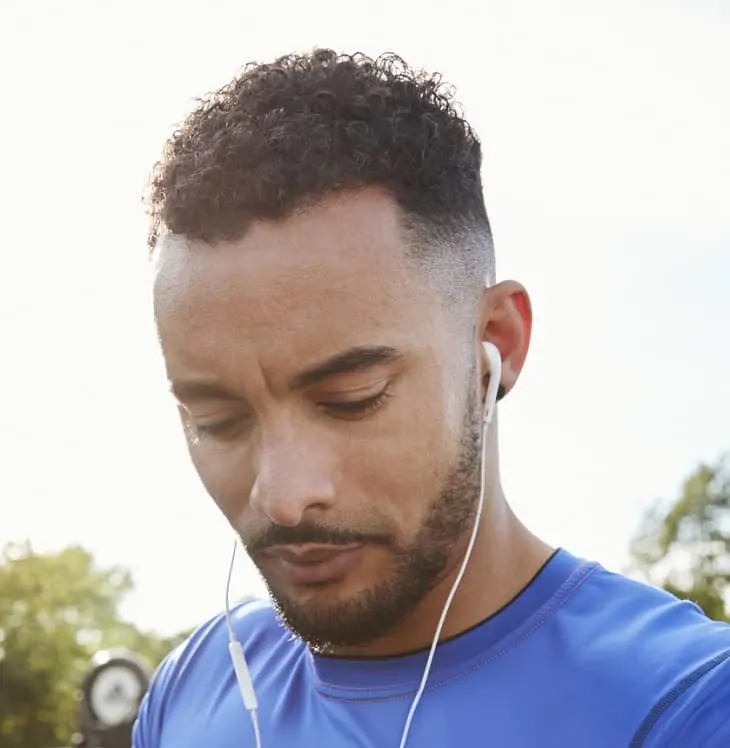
[0,0,728,638]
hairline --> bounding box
[153,188,494,322]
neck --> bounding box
[329,487,554,658]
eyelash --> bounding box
[322,388,392,418]
[188,388,392,442]
[194,419,241,436]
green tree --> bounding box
[629,453,730,622]
[0,542,189,748]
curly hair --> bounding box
[148,49,494,295]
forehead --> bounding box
[153,190,451,382]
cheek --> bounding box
[346,398,457,529]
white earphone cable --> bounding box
[226,541,262,748]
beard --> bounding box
[242,381,483,652]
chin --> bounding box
[268,572,372,610]
[270,593,391,651]
[267,573,424,650]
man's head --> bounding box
[150,50,531,651]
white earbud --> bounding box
[481,341,502,426]
[398,341,502,748]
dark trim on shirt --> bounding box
[629,647,730,747]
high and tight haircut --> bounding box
[147,49,495,306]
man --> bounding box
[134,49,730,747]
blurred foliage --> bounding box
[629,453,730,622]
[0,543,190,748]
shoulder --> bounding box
[152,597,282,692]
[570,564,730,746]
[576,564,730,658]
[132,598,290,746]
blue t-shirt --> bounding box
[132,550,730,746]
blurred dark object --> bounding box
[76,650,150,748]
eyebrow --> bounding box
[293,345,402,389]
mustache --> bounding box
[244,522,392,552]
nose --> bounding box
[249,424,338,527]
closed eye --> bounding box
[321,389,392,419]
[186,415,250,442]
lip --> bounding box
[262,543,365,585]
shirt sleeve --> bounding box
[701,718,730,748]
[132,653,177,748]
[132,686,160,747]
[643,652,730,747]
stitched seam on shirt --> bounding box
[316,562,599,704]
[628,648,730,748]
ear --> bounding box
[476,280,532,399]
